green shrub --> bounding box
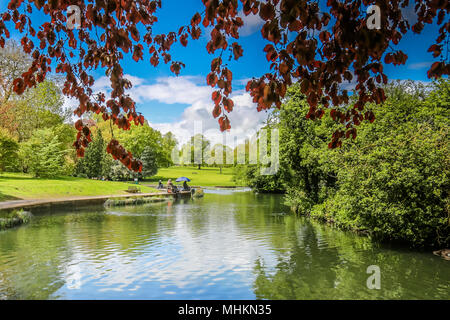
[0,128,19,172]
[0,210,32,230]
[310,80,450,247]
[316,123,449,247]
[104,197,166,207]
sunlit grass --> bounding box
[0,172,158,201]
[147,166,239,187]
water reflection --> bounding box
[0,191,448,299]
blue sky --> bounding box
[0,1,445,145]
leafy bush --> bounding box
[0,210,32,230]
[311,80,450,247]
[0,128,19,172]
[234,165,285,193]
[74,130,106,179]
[240,80,450,247]
[19,129,67,178]
[108,160,134,181]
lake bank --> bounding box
[0,191,192,213]
[0,172,159,202]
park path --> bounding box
[0,191,181,212]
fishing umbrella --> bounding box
[176,177,191,182]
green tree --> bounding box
[311,80,449,247]
[161,132,177,167]
[20,129,66,178]
[75,130,106,179]
[140,146,158,178]
[116,122,169,167]
[0,40,31,105]
[12,80,68,142]
[277,86,338,207]
[0,128,18,172]
[189,134,210,170]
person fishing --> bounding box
[167,179,178,193]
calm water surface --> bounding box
[0,190,448,299]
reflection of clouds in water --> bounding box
[65,260,82,290]
[204,188,252,195]
[56,199,281,296]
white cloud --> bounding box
[146,78,268,147]
[400,3,418,26]
[129,76,211,105]
[408,61,433,70]
[82,74,268,147]
[237,11,264,36]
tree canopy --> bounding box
[0,0,448,171]
[236,79,449,247]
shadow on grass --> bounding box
[0,174,79,182]
[0,175,35,181]
[0,191,21,202]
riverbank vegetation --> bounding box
[0,210,32,230]
[104,196,167,207]
[234,80,449,248]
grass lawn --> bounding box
[147,166,240,187]
[0,172,158,202]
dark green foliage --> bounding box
[0,129,19,172]
[278,88,338,205]
[311,80,449,247]
[75,130,105,179]
[234,165,285,193]
[237,79,449,247]
[141,146,158,178]
[0,210,32,230]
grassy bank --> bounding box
[147,166,239,187]
[0,172,159,202]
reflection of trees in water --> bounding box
[253,220,344,299]
[252,218,450,299]
[0,206,167,299]
[0,215,72,299]
[1,194,449,300]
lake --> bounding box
[0,189,448,299]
